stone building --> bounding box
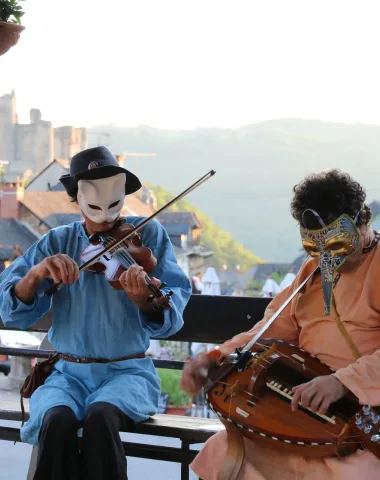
[156,212,213,278]
[54,126,87,159]
[0,91,87,182]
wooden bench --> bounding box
[0,294,270,479]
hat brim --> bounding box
[60,165,142,197]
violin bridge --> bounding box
[251,344,278,372]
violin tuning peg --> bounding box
[161,282,167,289]
[363,405,371,415]
[167,290,173,296]
[364,425,373,434]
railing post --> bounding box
[181,440,190,480]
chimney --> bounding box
[0,180,24,219]
[115,154,125,168]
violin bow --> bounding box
[41,169,216,296]
[224,265,319,368]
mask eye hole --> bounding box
[109,201,120,209]
[88,204,102,211]
[302,241,320,257]
[325,235,354,257]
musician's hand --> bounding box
[181,353,217,394]
[291,375,348,415]
[119,265,161,309]
[31,254,80,285]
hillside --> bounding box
[142,184,264,272]
[89,119,380,262]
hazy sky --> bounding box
[1,0,379,129]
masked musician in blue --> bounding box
[0,146,192,480]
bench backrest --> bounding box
[0,295,272,344]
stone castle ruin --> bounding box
[0,91,87,182]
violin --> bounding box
[42,170,216,303]
[80,218,172,310]
[205,338,380,459]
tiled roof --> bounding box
[290,250,308,272]
[173,244,213,257]
[55,158,70,169]
[156,212,201,228]
[49,183,65,191]
[161,223,191,236]
[21,192,80,218]
[246,262,291,285]
[0,219,40,259]
[43,214,83,228]
[20,191,155,224]
[25,159,69,191]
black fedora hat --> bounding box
[59,146,142,197]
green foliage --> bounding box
[157,368,190,407]
[146,184,265,272]
[270,272,286,286]
[0,0,25,24]
[244,277,263,297]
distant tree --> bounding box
[146,184,265,272]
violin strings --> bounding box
[254,342,337,381]
[102,235,158,294]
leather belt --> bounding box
[57,352,146,363]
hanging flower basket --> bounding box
[0,0,25,56]
[0,20,24,56]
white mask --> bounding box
[77,173,126,223]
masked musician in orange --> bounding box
[181,169,380,479]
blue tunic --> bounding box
[0,217,191,445]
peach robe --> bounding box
[191,248,380,480]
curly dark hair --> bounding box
[290,169,371,229]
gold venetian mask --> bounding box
[300,210,361,315]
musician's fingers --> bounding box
[127,265,143,291]
[119,271,129,292]
[291,384,314,411]
[291,381,309,411]
[318,397,332,416]
[299,387,317,409]
[151,277,162,288]
[57,254,76,284]
[136,269,148,292]
[291,388,302,411]
[309,392,324,412]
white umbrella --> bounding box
[261,277,281,298]
[280,272,296,291]
[201,267,221,296]
[195,267,221,358]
